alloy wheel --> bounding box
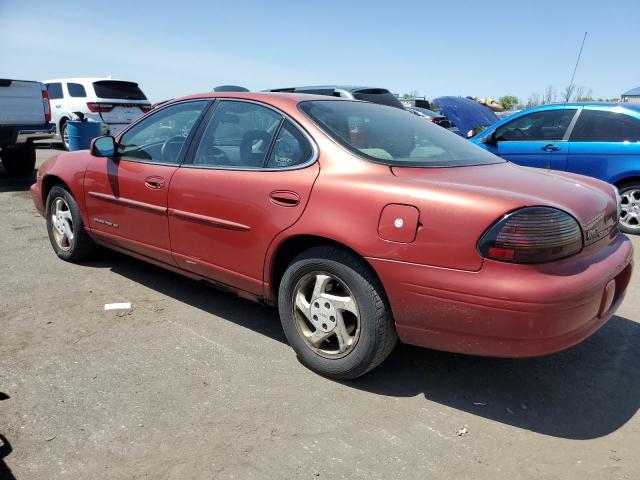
[292,271,361,359]
[620,188,640,231]
[51,197,74,251]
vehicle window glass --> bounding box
[67,83,86,98]
[193,101,282,168]
[265,120,314,168]
[46,83,63,100]
[118,101,207,164]
[300,100,503,167]
[494,109,576,141]
[570,110,640,142]
[93,80,147,100]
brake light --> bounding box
[478,207,583,263]
[86,102,114,113]
[41,86,51,123]
[140,104,152,113]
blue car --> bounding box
[469,103,640,234]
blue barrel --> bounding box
[67,121,102,151]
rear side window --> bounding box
[67,83,86,98]
[495,109,577,141]
[570,110,640,142]
[46,83,63,100]
[193,100,282,168]
[300,100,503,167]
[265,120,314,168]
[93,80,147,100]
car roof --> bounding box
[42,77,135,84]
[266,85,390,93]
[522,102,640,112]
[172,91,355,108]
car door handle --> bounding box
[270,190,300,207]
[541,144,561,152]
[144,176,165,189]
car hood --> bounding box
[433,96,499,138]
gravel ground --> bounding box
[1,146,639,480]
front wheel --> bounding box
[46,186,97,261]
[278,246,397,380]
[619,184,640,235]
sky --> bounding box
[2,0,638,104]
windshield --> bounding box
[299,100,504,167]
[93,80,147,100]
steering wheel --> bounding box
[160,136,186,162]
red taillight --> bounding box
[86,102,114,113]
[478,207,583,263]
[140,104,152,113]
[41,86,51,123]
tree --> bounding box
[498,95,519,111]
[561,85,575,102]
[526,92,541,108]
[542,85,556,104]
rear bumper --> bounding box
[1,123,55,147]
[368,233,634,357]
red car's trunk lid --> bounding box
[391,162,618,254]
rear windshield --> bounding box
[351,89,405,109]
[299,100,504,167]
[92,80,147,100]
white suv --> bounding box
[43,77,151,149]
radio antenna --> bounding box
[565,32,588,102]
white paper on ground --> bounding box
[104,302,131,310]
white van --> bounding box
[43,77,151,149]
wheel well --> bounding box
[58,116,69,133]
[269,235,380,301]
[615,177,640,189]
[42,175,69,205]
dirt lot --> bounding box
[1,146,639,479]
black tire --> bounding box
[46,185,97,262]
[618,183,640,235]
[0,146,36,176]
[59,120,69,151]
[278,246,397,380]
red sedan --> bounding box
[31,92,634,379]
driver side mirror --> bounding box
[480,131,497,146]
[91,135,117,158]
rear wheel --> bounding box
[46,186,97,261]
[0,146,36,176]
[278,246,397,380]
[619,183,640,235]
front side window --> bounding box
[300,100,503,167]
[193,101,282,168]
[570,109,640,142]
[67,82,86,98]
[494,109,577,142]
[46,83,63,100]
[118,101,207,164]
